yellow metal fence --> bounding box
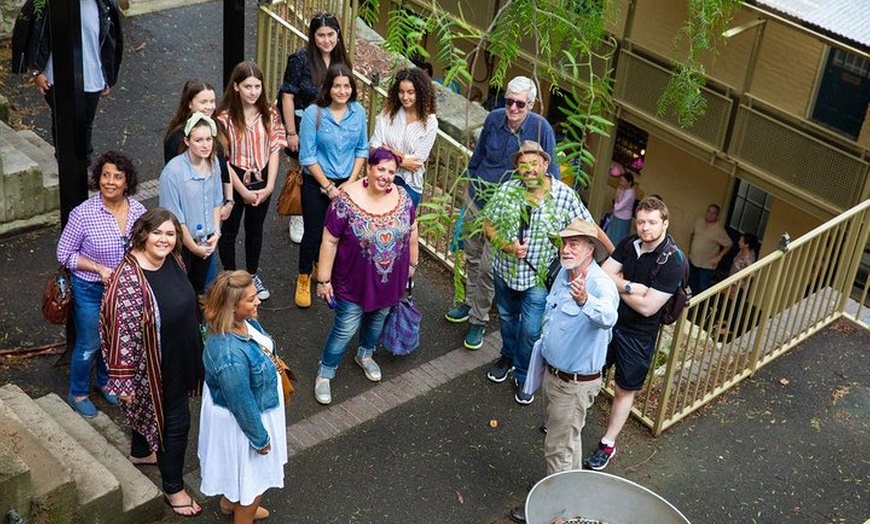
[256,0,870,436]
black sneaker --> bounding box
[585,441,616,470]
[486,356,513,383]
[514,379,534,405]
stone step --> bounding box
[0,385,122,523]
[0,395,76,524]
[18,128,59,186]
[0,120,47,223]
[0,439,32,520]
[35,394,165,524]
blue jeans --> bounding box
[69,275,108,397]
[394,177,421,208]
[494,275,548,384]
[317,298,391,379]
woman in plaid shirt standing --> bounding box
[56,151,146,418]
[216,61,287,301]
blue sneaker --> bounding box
[445,303,471,323]
[463,323,486,350]
[67,394,97,418]
[585,441,616,470]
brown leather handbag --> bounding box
[42,265,73,324]
[276,166,303,216]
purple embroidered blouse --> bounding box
[56,194,147,282]
[325,190,415,312]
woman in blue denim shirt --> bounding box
[295,63,368,308]
[199,271,287,523]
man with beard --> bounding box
[508,217,618,523]
[480,140,596,404]
[586,196,683,471]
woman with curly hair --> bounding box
[56,151,146,418]
[369,67,438,206]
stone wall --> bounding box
[0,0,26,40]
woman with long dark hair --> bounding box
[278,12,352,243]
[294,63,368,308]
[216,61,287,301]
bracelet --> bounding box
[317,280,330,285]
[223,199,235,206]
[288,131,297,136]
[410,262,419,268]
[320,183,335,195]
[92,262,99,274]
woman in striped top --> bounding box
[369,68,438,207]
[216,61,287,301]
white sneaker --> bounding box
[252,273,270,300]
[354,356,382,382]
[314,377,331,405]
[289,215,304,244]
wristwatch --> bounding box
[624,282,632,295]
[31,70,42,78]
[223,199,235,206]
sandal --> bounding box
[128,453,157,466]
[163,494,202,518]
[219,496,270,520]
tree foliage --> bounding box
[657,0,742,126]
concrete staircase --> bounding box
[0,384,164,524]
[0,120,60,237]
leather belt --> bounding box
[547,363,600,383]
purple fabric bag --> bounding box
[379,281,422,356]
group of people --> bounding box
[50,10,428,520]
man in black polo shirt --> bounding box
[585,196,683,471]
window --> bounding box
[811,47,870,140]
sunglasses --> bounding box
[312,12,336,23]
[505,98,528,109]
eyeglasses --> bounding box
[121,235,131,250]
[312,12,336,23]
[505,98,528,109]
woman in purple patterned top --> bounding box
[56,151,147,418]
[312,148,419,405]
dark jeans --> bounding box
[181,246,213,297]
[219,166,271,274]
[44,88,101,161]
[689,262,714,294]
[299,173,348,274]
[130,398,191,494]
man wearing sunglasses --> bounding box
[445,76,559,351]
[585,196,684,471]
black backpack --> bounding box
[624,235,691,325]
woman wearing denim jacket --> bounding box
[199,271,287,523]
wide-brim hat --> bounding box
[510,140,551,166]
[549,218,609,263]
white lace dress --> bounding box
[198,322,288,505]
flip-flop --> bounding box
[128,455,157,466]
[163,494,202,518]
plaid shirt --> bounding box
[484,176,592,291]
[56,194,147,282]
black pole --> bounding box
[48,0,86,354]
[223,0,246,88]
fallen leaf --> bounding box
[455,490,464,504]
[779,378,789,386]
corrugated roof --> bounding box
[756,0,870,48]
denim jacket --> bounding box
[203,320,279,450]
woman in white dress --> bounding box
[199,270,287,522]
